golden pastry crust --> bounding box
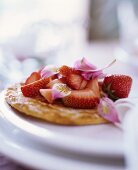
[5,84,108,125]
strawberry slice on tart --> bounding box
[63,79,100,109]
[21,77,51,97]
[40,89,53,103]
[65,73,87,90]
[59,65,81,77]
[63,89,99,109]
[25,72,41,85]
[21,68,58,97]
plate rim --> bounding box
[0,122,123,170]
[0,121,85,170]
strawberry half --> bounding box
[25,72,41,85]
[102,74,132,100]
[59,65,81,77]
[65,74,87,90]
[86,79,100,97]
[40,89,53,103]
[21,77,51,97]
[63,79,100,109]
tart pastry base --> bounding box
[5,84,108,125]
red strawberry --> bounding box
[59,65,87,90]
[86,79,100,97]
[63,89,99,109]
[40,89,53,103]
[63,79,100,109]
[79,79,88,90]
[21,77,51,97]
[102,74,132,100]
[59,65,81,76]
[25,72,41,85]
[65,74,87,90]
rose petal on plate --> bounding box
[52,83,71,100]
[74,57,97,71]
[41,65,59,78]
[97,97,120,123]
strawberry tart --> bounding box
[5,58,132,125]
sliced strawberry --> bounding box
[59,65,87,90]
[102,74,132,100]
[79,79,88,90]
[59,65,81,77]
[98,81,103,89]
[21,77,51,97]
[65,74,82,90]
[63,89,99,109]
[25,72,41,85]
[63,79,100,109]
[86,79,100,97]
[40,89,53,103]
[65,74,87,90]
[59,77,66,84]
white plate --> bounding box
[0,91,124,157]
[0,117,124,170]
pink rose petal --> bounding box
[74,57,97,71]
[97,97,120,123]
[41,65,59,78]
[73,57,116,80]
[74,57,102,80]
[52,83,71,100]
[40,83,71,103]
[82,71,106,80]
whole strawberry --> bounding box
[102,75,132,100]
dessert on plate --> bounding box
[5,58,132,125]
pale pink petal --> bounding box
[74,58,115,80]
[97,97,120,123]
[52,83,71,100]
[92,72,106,79]
[40,83,71,103]
[74,57,97,71]
[40,65,59,78]
[82,71,106,80]
[74,57,104,80]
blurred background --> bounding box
[0,0,138,89]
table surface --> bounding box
[0,41,137,170]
